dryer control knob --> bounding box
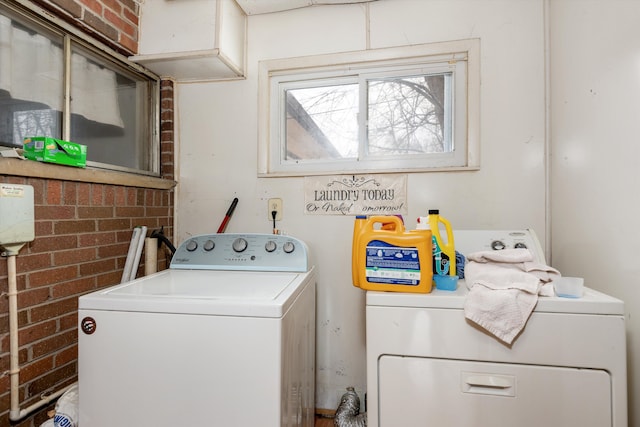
[491,240,506,251]
[186,240,198,251]
[232,238,248,253]
[283,241,295,254]
[265,240,277,252]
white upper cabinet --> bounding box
[129,0,246,81]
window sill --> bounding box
[0,157,176,190]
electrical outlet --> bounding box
[268,198,283,221]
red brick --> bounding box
[101,0,123,14]
[91,183,104,205]
[35,205,76,220]
[17,287,50,310]
[126,188,137,205]
[27,363,76,397]
[139,218,159,229]
[77,183,91,205]
[104,185,115,205]
[114,187,126,205]
[97,242,129,258]
[46,180,63,205]
[55,344,78,367]
[35,219,54,237]
[119,32,137,52]
[16,253,52,272]
[122,4,138,26]
[52,276,96,298]
[77,206,113,219]
[28,265,78,288]
[146,206,170,217]
[78,231,117,247]
[96,271,121,287]
[54,219,96,234]
[18,321,57,349]
[115,206,145,218]
[59,312,79,332]
[98,218,131,231]
[29,297,79,324]
[29,179,45,205]
[30,235,77,254]
[104,7,124,29]
[31,330,77,359]
[79,0,103,16]
[63,181,77,205]
[78,258,116,277]
[116,229,134,243]
[53,247,97,266]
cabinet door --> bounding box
[378,356,611,427]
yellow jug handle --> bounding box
[369,215,404,233]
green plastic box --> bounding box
[23,137,87,168]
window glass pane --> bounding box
[70,45,154,172]
[285,83,359,160]
[367,73,451,156]
[0,13,63,146]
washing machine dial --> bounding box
[232,237,248,253]
[265,240,277,252]
[283,241,295,254]
[186,240,198,251]
[491,240,506,251]
[514,242,528,249]
[203,239,215,251]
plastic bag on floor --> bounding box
[39,384,79,427]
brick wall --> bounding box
[29,0,139,55]
[0,2,175,426]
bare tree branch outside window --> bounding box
[285,72,451,161]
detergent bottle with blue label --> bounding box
[352,215,433,293]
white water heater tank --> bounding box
[0,183,34,254]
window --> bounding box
[0,4,160,175]
[259,39,479,176]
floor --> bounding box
[315,415,334,427]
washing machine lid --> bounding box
[79,268,314,318]
[366,281,624,315]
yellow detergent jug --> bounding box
[352,215,433,293]
[417,209,456,277]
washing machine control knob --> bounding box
[203,239,215,251]
[265,240,277,252]
[186,240,198,251]
[514,242,527,249]
[283,241,295,254]
[232,237,248,252]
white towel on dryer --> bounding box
[463,248,560,345]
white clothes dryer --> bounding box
[366,230,627,427]
[78,233,316,427]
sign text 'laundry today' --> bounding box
[304,174,407,216]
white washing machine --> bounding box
[366,230,627,427]
[78,233,316,427]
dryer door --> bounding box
[378,356,612,427]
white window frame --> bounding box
[258,39,480,177]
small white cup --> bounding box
[554,277,584,298]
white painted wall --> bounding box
[175,0,548,412]
[172,0,640,423]
[549,1,640,425]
